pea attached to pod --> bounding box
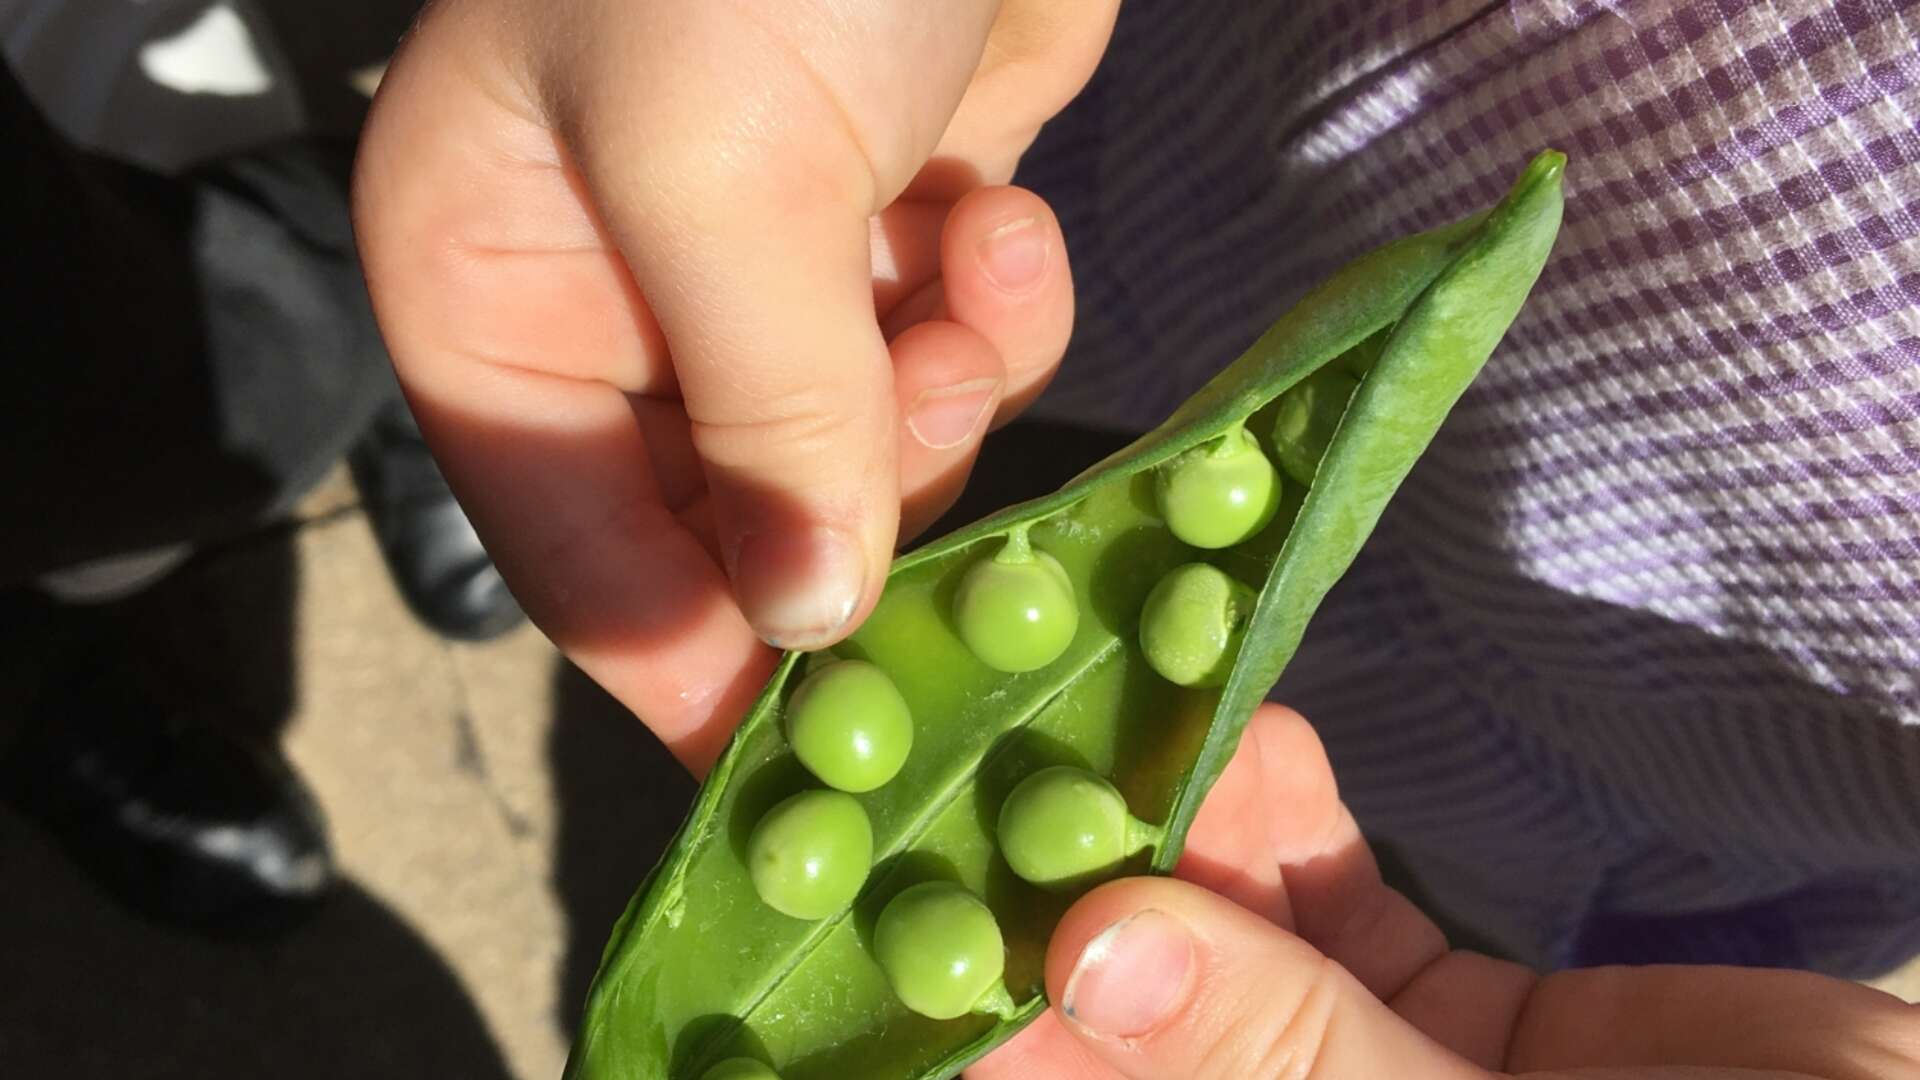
[784,660,913,793]
[746,790,872,921]
[699,1059,782,1080]
[1139,562,1258,688]
[953,527,1079,673]
[1154,423,1283,548]
[873,881,1015,1021]
[997,766,1160,891]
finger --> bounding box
[574,125,896,651]
[935,0,1123,184]
[971,705,1311,1080]
[631,397,704,513]
[940,186,1074,422]
[555,5,1005,651]
[966,1009,1118,1080]
[1255,707,1450,1000]
[871,201,954,317]
[354,9,772,772]
[1507,965,1919,1078]
[405,364,775,775]
[1390,950,1538,1070]
[891,320,1005,541]
[1172,704,1293,928]
[1528,1060,1827,1068]
[881,276,949,344]
[1045,877,1490,1080]
[1177,706,1531,1071]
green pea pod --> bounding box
[567,151,1566,1080]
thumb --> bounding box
[572,114,897,650]
[544,3,1005,650]
[1046,877,1490,1080]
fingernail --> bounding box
[978,216,1048,292]
[1061,909,1194,1039]
[729,526,865,649]
[907,378,1000,450]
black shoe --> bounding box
[0,672,333,934]
[349,398,527,642]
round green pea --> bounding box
[1139,563,1256,688]
[785,660,913,793]
[953,535,1079,673]
[873,882,1006,1020]
[747,790,872,920]
[997,766,1136,890]
[699,1060,781,1080]
[1154,425,1282,548]
[1271,362,1360,486]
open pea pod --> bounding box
[568,151,1566,1080]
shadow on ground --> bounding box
[0,817,513,1078]
[0,530,513,1078]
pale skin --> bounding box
[352,3,1920,1075]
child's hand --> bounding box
[972,705,1918,1079]
[353,1,1117,768]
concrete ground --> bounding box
[1,462,1914,1080]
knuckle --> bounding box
[647,119,856,239]
[689,396,879,477]
[575,33,868,237]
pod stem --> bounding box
[1124,816,1166,858]
[994,524,1035,565]
[973,982,1019,1021]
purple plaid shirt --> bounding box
[1020,0,1920,975]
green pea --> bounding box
[1272,361,1360,486]
[953,529,1079,673]
[873,881,1012,1021]
[699,1060,781,1080]
[785,660,913,793]
[1138,563,1257,688]
[747,790,872,920]
[996,766,1159,891]
[1154,424,1282,548]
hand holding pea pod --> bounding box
[967,706,1920,1080]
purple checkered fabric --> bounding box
[1018,0,1920,975]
